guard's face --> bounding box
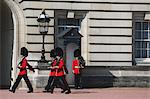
[56,56,60,60]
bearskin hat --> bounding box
[74,49,81,57]
[21,47,28,57]
[50,49,56,58]
[55,47,63,57]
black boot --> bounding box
[43,90,52,93]
[27,90,33,93]
[43,90,49,92]
[9,89,15,93]
[65,90,71,94]
[61,89,67,93]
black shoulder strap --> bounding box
[18,57,25,66]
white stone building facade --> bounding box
[0,0,150,88]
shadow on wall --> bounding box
[0,0,13,89]
[82,66,116,88]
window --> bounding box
[135,21,150,58]
[57,19,80,34]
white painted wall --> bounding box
[21,1,150,11]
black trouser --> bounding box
[45,76,54,91]
[61,75,70,91]
[74,74,82,88]
[11,74,33,92]
[50,76,70,92]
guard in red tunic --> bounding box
[43,49,57,92]
[9,47,34,93]
[50,47,71,94]
[72,49,85,89]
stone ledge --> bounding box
[82,76,150,88]
[83,66,150,71]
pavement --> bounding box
[0,88,150,99]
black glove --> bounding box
[28,64,35,72]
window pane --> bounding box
[149,51,150,58]
[142,50,147,58]
[143,22,148,30]
[148,22,150,30]
[149,42,150,48]
[135,41,141,48]
[58,19,79,26]
[135,50,141,58]
[135,31,141,39]
[135,22,141,30]
[58,27,64,33]
[58,19,65,25]
[142,42,147,49]
[142,31,148,39]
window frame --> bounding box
[134,20,150,65]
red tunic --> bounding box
[72,59,80,74]
[49,60,57,76]
[18,57,27,75]
[55,59,65,76]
